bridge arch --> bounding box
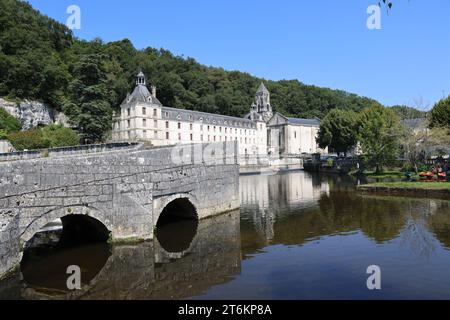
[153,193,199,228]
[153,194,199,253]
[20,205,112,249]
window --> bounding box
[143,119,147,127]
[214,126,216,132]
[154,131,158,138]
[166,132,169,140]
[153,109,157,117]
[214,136,216,142]
[142,107,146,115]
[127,120,130,128]
[207,126,210,131]
[143,130,147,138]
[178,133,181,141]
[201,134,204,141]
[165,121,169,129]
[219,127,222,133]
[154,120,158,128]
[178,122,181,129]
[200,125,203,131]
[294,131,297,139]
[190,123,193,131]
[189,115,193,121]
[127,108,131,116]
[164,112,169,117]
[190,134,193,141]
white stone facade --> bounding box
[112,72,325,161]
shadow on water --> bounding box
[3,171,450,299]
[1,210,241,300]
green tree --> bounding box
[430,96,450,128]
[41,124,79,147]
[358,104,403,174]
[66,54,112,143]
[317,109,359,156]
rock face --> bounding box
[0,98,70,130]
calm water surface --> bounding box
[1,171,450,299]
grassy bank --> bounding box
[357,181,450,199]
[361,182,450,190]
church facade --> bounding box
[111,72,325,162]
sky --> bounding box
[27,0,450,109]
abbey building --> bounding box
[112,72,325,160]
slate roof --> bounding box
[287,117,321,126]
[124,84,162,105]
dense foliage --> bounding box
[0,107,20,136]
[358,105,403,174]
[8,124,79,150]
[430,96,450,128]
[317,109,359,156]
[390,105,427,120]
[0,0,389,142]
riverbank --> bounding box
[357,182,450,199]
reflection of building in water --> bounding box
[14,211,241,300]
[240,172,330,243]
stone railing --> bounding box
[0,142,142,162]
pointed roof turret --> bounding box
[256,82,269,94]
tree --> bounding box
[358,104,403,174]
[66,54,113,143]
[430,96,450,128]
[317,109,359,156]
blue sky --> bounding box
[27,0,450,109]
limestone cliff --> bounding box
[0,98,70,130]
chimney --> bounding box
[151,86,157,98]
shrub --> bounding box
[0,108,21,133]
[8,129,49,150]
[40,124,79,148]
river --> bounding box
[1,171,450,299]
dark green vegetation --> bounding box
[0,107,21,138]
[8,124,79,150]
[1,0,393,142]
[390,105,427,120]
[430,96,450,129]
[318,104,404,173]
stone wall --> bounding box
[0,142,141,162]
[0,141,240,279]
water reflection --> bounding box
[5,211,240,300]
[2,171,450,299]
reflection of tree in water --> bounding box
[396,200,450,259]
[427,201,450,249]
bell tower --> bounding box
[251,82,273,122]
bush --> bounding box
[8,129,49,150]
[41,124,79,148]
[8,124,80,151]
[0,108,21,134]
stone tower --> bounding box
[251,82,273,122]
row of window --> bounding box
[121,119,261,137]
[122,107,258,130]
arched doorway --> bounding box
[155,198,198,253]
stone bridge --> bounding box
[0,142,240,279]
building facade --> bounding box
[112,72,325,161]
